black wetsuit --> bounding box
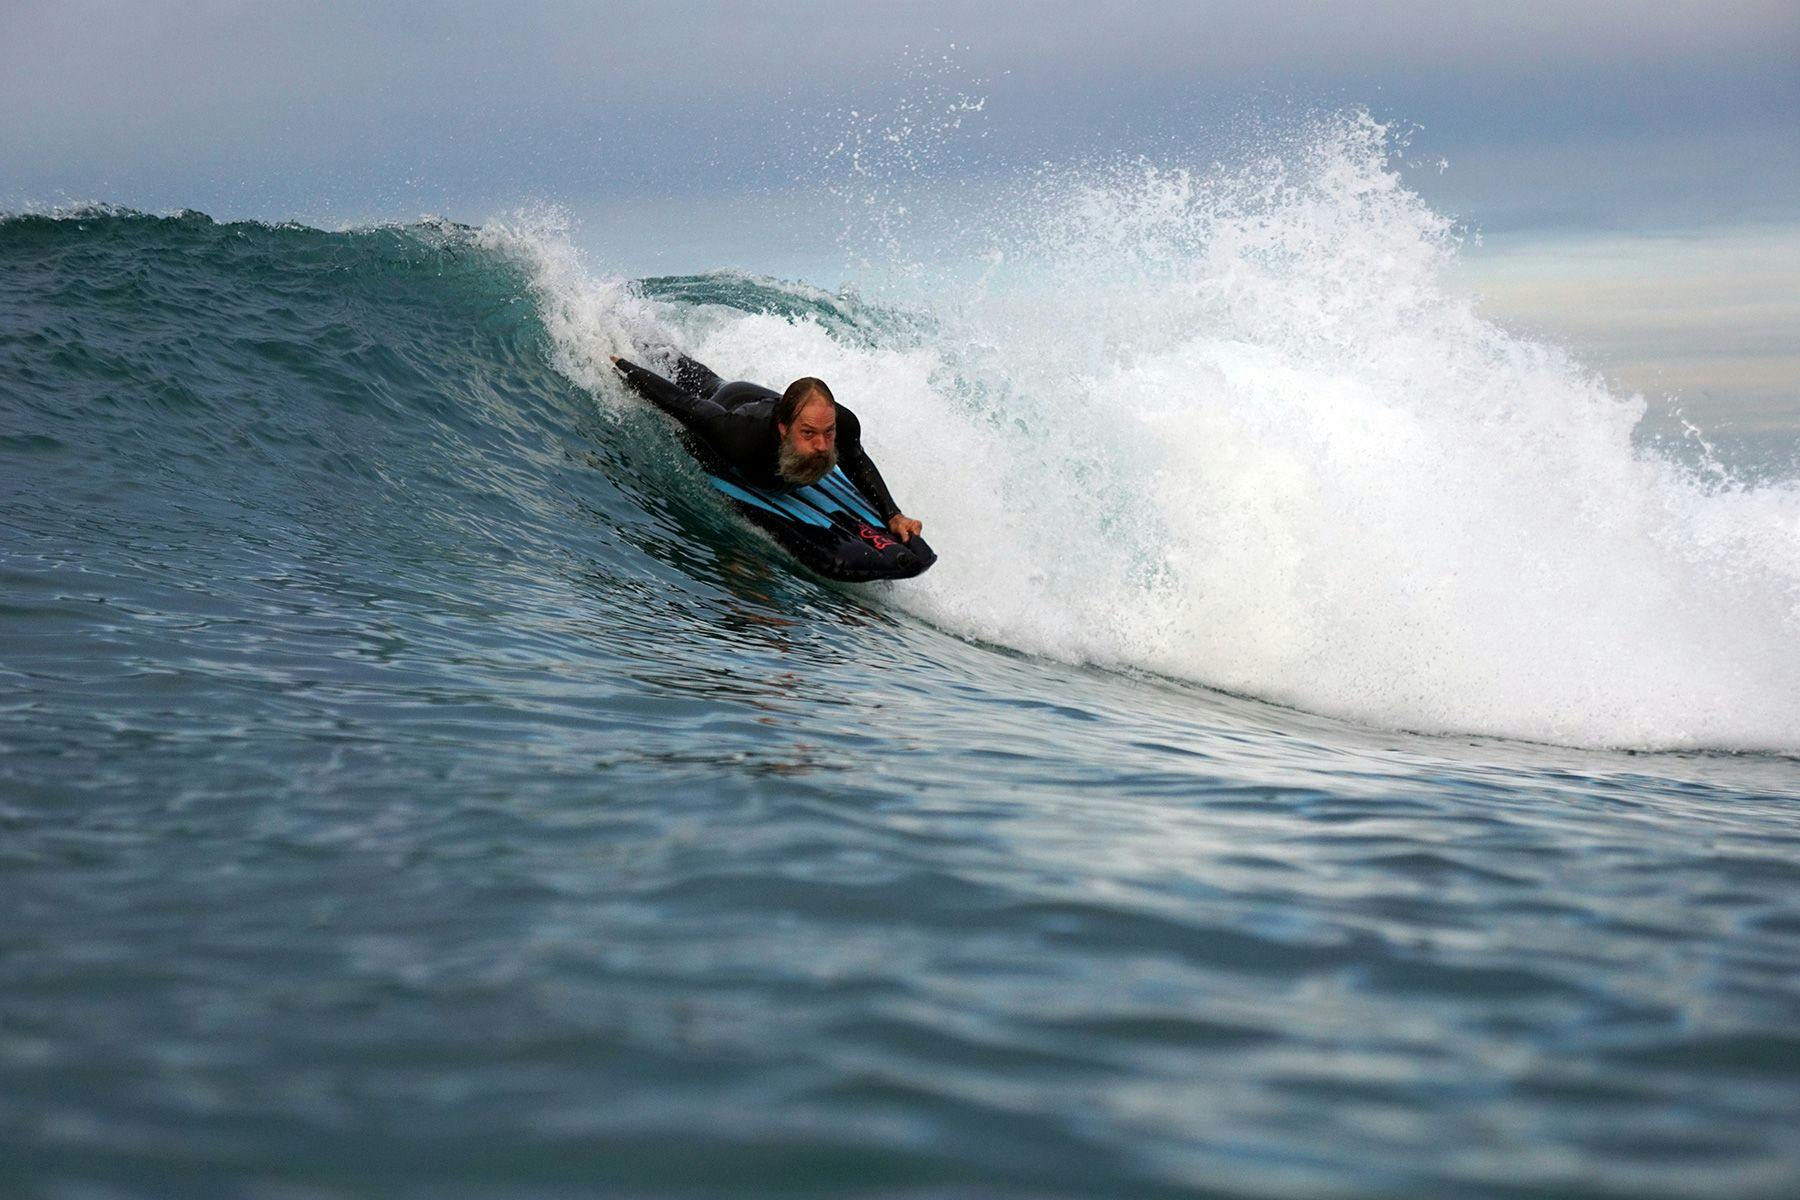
[614,354,903,523]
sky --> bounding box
[5,1,1797,435]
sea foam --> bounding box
[508,114,1800,752]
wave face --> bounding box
[3,132,1800,1200]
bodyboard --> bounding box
[706,466,936,582]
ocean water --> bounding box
[3,122,1799,1199]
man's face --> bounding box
[777,398,838,485]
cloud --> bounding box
[3,2,1794,234]
[1457,222,1800,430]
[6,2,1794,180]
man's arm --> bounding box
[611,357,726,428]
[841,443,903,525]
[837,407,922,542]
[833,407,898,520]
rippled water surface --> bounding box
[3,209,1799,1199]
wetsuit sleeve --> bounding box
[836,406,902,523]
[613,358,726,427]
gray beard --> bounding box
[777,440,837,486]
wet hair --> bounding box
[777,377,836,428]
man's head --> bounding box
[775,377,838,486]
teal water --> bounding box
[3,210,1800,1199]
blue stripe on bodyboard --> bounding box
[707,476,831,527]
[709,468,886,532]
[771,489,836,526]
[811,469,886,526]
[785,483,855,528]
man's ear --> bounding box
[776,423,789,438]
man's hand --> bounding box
[887,513,922,543]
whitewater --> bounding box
[511,114,1800,753]
[3,115,1798,1200]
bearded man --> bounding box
[610,350,923,543]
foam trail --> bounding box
[511,115,1800,752]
